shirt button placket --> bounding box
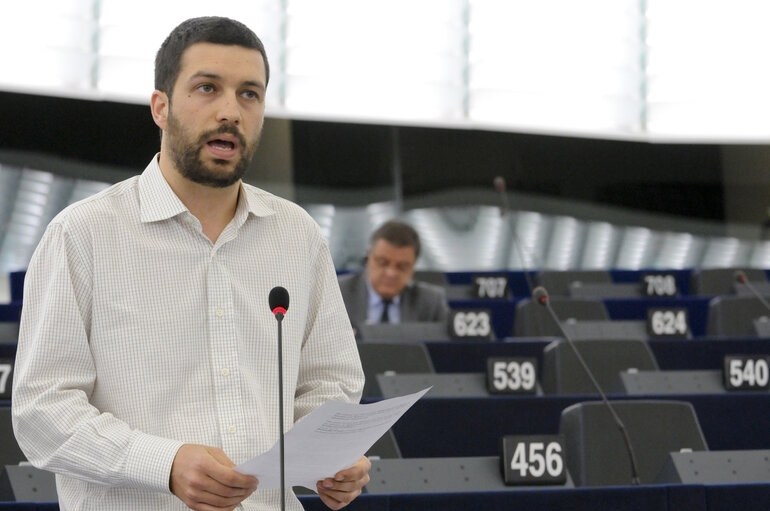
[208,253,244,457]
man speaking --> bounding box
[12,16,368,511]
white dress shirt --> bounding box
[12,157,364,511]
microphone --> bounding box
[494,176,535,295]
[533,286,641,485]
[269,286,290,511]
[734,270,770,313]
[270,286,290,318]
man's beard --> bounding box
[166,111,260,188]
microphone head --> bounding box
[734,270,747,284]
[493,176,506,193]
[269,286,290,315]
[532,286,549,305]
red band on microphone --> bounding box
[272,307,287,315]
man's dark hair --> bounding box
[370,220,421,258]
[155,16,270,97]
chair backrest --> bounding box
[413,270,449,288]
[404,206,511,271]
[357,322,449,343]
[0,407,24,466]
[579,221,620,270]
[0,406,26,501]
[559,400,708,486]
[541,339,659,395]
[535,270,612,297]
[514,297,609,337]
[0,322,19,344]
[690,267,766,296]
[706,295,770,337]
[542,216,585,270]
[615,370,725,395]
[376,373,489,399]
[356,342,434,398]
[567,283,642,299]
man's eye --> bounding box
[242,90,260,100]
[197,84,214,93]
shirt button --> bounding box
[228,425,236,434]
[215,308,225,317]
[221,368,230,376]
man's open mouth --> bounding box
[208,139,236,151]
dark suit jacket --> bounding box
[337,271,449,328]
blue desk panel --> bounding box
[4,484,770,511]
[425,338,770,373]
[448,296,714,340]
[0,304,21,323]
[9,271,25,302]
[390,394,770,458]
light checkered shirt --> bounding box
[12,157,364,510]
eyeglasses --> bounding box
[371,255,414,274]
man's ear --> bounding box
[150,90,169,131]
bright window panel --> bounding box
[96,0,284,108]
[0,0,96,93]
[645,0,770,139]
[283,0,466,122]
[468,0,644,135]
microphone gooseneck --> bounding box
[494,176,535,295]
[533,286,642,485]
[493,176,510,217]
[269,286,290,511]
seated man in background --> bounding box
[338,220,449,329]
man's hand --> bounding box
[316,456,371,510]
[170,444,259,511]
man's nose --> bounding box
[383,266,400,277]
[215,94,241,125]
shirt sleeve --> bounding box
[293,223,364,422]
[11,221,183,494]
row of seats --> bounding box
[315,203,770,272]
[356,338,769,490]
[358,338,769,399]
[350,294,762,342]
[2,160,770,277]
[2,269,770,500]
[4,266,769,341]
[2,338,768,497]
[436,267,770,299]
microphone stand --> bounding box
[494,176,536,295]
[535,287,641,485]
[275,310,286,511]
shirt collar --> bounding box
[365,275,401,306]
[138,155,275,224]
[240,182,275,219]
[138,156,188,223]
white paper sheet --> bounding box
[235,387,430,490]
